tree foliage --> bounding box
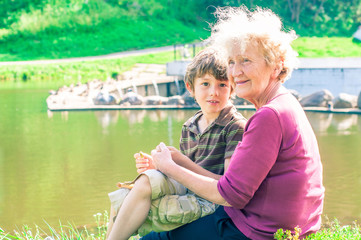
[0,0,360,36]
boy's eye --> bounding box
[201,82,209,86]
[220,83,228,87]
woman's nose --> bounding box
[230,63,243,77]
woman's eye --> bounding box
[228,60,235,66]
[242,58,250,63]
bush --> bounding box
[274,219,361,240]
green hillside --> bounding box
[0,0,360,61]
[0,0,210,61]
[0,0,361,89]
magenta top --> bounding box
[218,88,325,240]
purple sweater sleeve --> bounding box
[218,107,282,208]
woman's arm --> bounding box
[135,147,225,180]
[168,146,225,180]
[217,107,282,209]
[151,142,231,206]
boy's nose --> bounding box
[210,86,219,96]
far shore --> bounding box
[46,104,361,115]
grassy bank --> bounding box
[0,0,360,63]
[1,37,361,90]
[293,37,361,58]
[0,0,209,62]
[0,213,360,240]
[0,17,206,62]
[0,50,176,90]
[0,0,360,90]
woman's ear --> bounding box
[186,82,194,97]
[228,81,235,99]
[271,61,284,80]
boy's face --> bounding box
[188,74,231,119]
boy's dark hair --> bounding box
[184,47,229,92]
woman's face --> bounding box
[227,44,278,105]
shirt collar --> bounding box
[184,101,236,129]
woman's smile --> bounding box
[235,79,250,85]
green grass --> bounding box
[0,212,110,240]
[0,211,143,240]
[0,1,209,61]
[1,36,361,90]
[0,18,207,61]
[0,50,176,90]
[274,219,361,240]
[293,37,361,58]
[0,46,207,90]
[1,0,360,64]
[0,214,359,240]
[1,35,361,62]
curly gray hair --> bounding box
[208,6,299,82]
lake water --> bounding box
[1,89,361,232]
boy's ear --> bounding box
[185,82,194,97]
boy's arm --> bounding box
[224,157,231,172]
[168,146,223,180]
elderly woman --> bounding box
[144,6,325,240]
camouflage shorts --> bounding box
[108,169,217,236]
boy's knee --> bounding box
[134,174,152,197]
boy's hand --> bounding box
[134,151,155,174]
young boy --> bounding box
[106,47,247,240]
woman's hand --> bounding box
[134,151,155,174]
[167,146,184,162]
[151,142,177,173]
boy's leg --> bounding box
[106,188,131,238]
[105,206,117,238]
[106,170,187,239]
[107,174,152,240]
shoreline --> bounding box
[47,104,361,115]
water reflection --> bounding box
[47,110,69,121]
[307,112,333,134]
[91,110,192,142]
[82,109,192,127]
[331,114,358,134]
[119,110,147,124]
[306,112,359,135]
[94,111,119,134]
[88,109,360,138]
[168,116,174,146]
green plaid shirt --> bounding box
[180,103,247,175]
